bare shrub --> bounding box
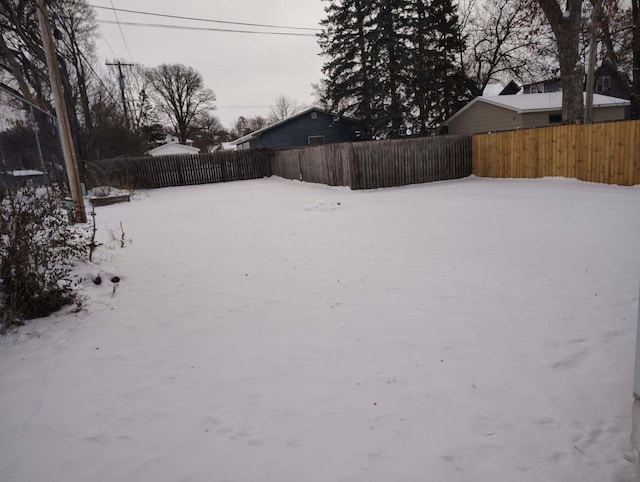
[0,185,89,332]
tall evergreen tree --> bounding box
[319,0,472,137]
[374,0,411,138]
[319,0,381,137]
[419,0,472,128]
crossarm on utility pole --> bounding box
[106,60,134,129]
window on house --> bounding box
[308,135,325,146]
[549,114,562,124]
[530,84,544,94]
[595,76,610,93]
[311,112,318,119]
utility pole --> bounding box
[36,0,86,223]
[584,0,601,125]
[106,60,134,129]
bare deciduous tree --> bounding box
[191,112,229,152]
[268,95,304,122]
[459,0,551,96]
[146,63,216,144]
[230,115,269,139]
[594,0,636,116]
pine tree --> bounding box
[406,0,472,133]
[319,0,380,137]
[319,0,472,137]
[374,0,412,138]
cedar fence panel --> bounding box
[472,120,640,186]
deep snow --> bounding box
[1,176,639,482]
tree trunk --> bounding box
[537,0,584,124]
[632,0,639,119]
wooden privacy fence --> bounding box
[473,120,640,186]
[86,136,473,191]
[271,135,472,189]
[85,150,272,189]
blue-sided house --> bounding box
[232,107,362,150]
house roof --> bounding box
[231,107,343,145]
[6,169,45,176]
[445,93,630,125]
[146,142,200,156]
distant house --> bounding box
[514,66,630,101]
[498,80,520,95]
[520,78,562,94]
[593,62,631,100]
[146,141,200,157]
[1,169,48,188]
[216,142,237,152]
[231,107,362,150]
[445,93,629,135]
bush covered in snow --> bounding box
[0,186,89,332]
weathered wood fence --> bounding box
[87,121,638,192]
[86,150,272,189]
[473,120,640,186]
[87,136,472,191]
[272,135,472,189]
[271,143,352,186]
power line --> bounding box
[217,105,271,108]
[96,20,318,37]
[97,24,117,59]
[76,49,121,106]
[108,0,135,63]
[90,5,321,32]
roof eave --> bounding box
[230,107,346,145]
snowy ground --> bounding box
[1,176,640,482]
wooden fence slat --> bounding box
[472,120,640,186]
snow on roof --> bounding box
[445,93,630,125]
[7,170,44,176]
[146,143,200,156]
[220,142,237,151]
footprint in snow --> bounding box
[303,200,343,211]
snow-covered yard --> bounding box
[1,176,640,482]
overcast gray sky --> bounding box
[92,0,326,129]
